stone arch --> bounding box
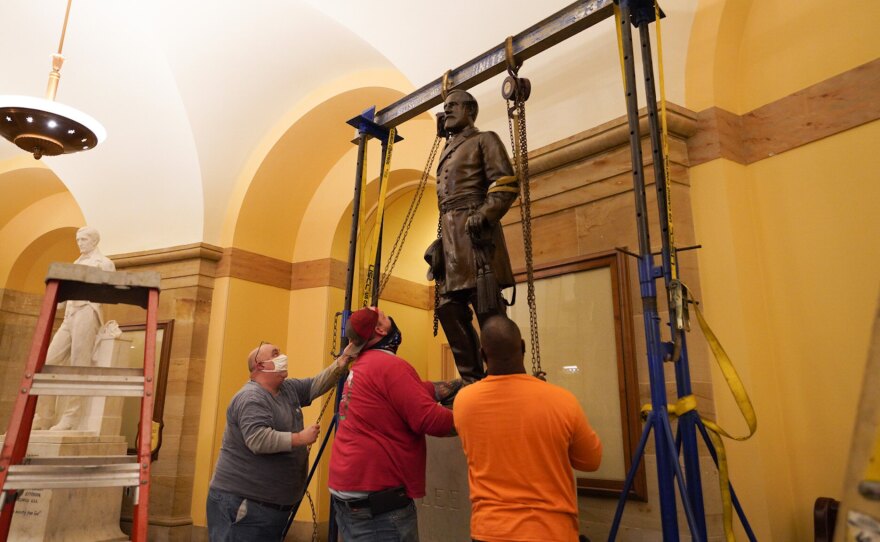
[0,161,85,291]
[6,227,81,293]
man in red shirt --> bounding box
[454,315,603,542]
[329,307,454,541]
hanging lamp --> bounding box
[0,0,106,160]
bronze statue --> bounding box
[427,89,519,382]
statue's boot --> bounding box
[437,302,485,383]
[32,396,55,430]
[51,396,81,431]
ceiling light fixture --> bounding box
[0,0,106,160]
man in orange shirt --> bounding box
[453,315,603,542]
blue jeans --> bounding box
[333,496,419,541]
[206,488,292,541]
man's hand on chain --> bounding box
[292,424,320,447]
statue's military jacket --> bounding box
[435,125,519,294]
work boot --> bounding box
[437,301,485,382]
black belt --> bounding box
[440,195,483,214]
[335,486,411,515]
[246,497,294,511]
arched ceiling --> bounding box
[0,0,700,256]
[0,158,68,231]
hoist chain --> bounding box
[315,311,342,426]
[302,310,345,541]
[329,311,341,358]
[377,136,443,297]
[506,88,544,380]
[433,215,442,336]
[360,268,374,309]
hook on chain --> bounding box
[440,69,452,100]
[504,36,520,77]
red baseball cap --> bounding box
[345,307,379,352]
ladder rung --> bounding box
[31,372,145,396]
[41,365,144,377]
[24,455,135,466]
[3,463,141,490]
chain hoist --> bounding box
[503,37,544,380]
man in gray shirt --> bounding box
[207,342,354,541]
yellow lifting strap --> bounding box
[488,175,519,194]
[357,143,369,306]
[361,128,396,307]
[641,291,757,542]
[654,1,678,280]
[612,3,628,93]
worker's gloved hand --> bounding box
[466,212,490,243]
[433,379,465,407]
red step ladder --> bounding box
[0,263,161,541]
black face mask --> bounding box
[371,317,403,354]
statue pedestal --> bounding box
[417,435,472,541]
[0,432,128,542]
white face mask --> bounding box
[260,354,288,373]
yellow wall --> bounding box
[687,0,880,114]
[691,123,880,538]
[687,0,880,538]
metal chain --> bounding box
[507,93,543,379]
[304,311,344,540]
[360,266,374,309]
[377,136,442,296]
[329,311,341,358]
[433,215,442,336]
[315,311,342,426]
[360,135,441,306]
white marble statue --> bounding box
[33,226,116,431]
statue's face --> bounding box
[76,232,97,254]
[443,95,474,134]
